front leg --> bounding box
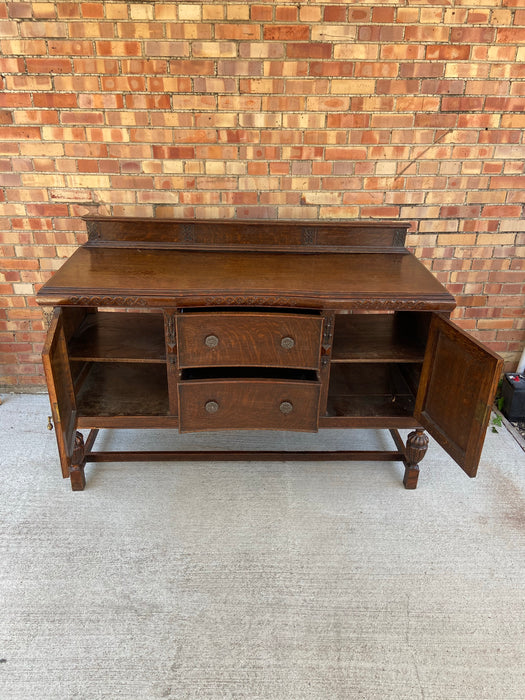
[403,428,429,489]
[69,431,86,491]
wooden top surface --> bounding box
[37,246,455,310]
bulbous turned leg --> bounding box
[403,428,429,490]
[69,431,86,491]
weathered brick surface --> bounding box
[1,1,524,387]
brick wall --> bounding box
[1,0,524,389]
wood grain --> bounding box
[177,312,322,370]
[178,378,320,433]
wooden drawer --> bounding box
[176,312,323,370]
[178,378,320,432]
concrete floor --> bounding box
[0,392,524,700]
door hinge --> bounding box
[52,402,61,424]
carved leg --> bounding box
[403,429,429,490]
[69,431,86,491]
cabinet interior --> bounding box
[63,307,430,422]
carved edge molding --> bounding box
[393,230,406,247]
[41,307,55,329]
[165,315,176,347]
[182,224,195,243]
[60,295,447,310]
[206,296,299,306]
[302,227,317,245]
[347,298,440,310]
[68,296,148,306]
[85,220,101,241]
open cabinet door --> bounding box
[42,308,77,478]
[415,314,503,477]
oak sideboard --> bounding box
[37,218,502,491]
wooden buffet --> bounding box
[37,218,503,491]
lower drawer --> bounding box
[178,379,320,433]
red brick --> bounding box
[263,26,309,41]
[218,60,262,76]
[354,62,398,78]
[251,6,272,22]
[101,76,147,92]
[166,24,212,40]
[376,79,419,95]
[121,59,168,74]
[478,130,521,144]
[358,26,404,42]
[194,76,236,93]
[380,45,425,60]
[287,43,331,59]
[8,3,33,19]
[372,7,395,23]
[0,127,41,140]
[48,40,93,55]
[347,8,369,22]
[81,3,104,19]
[426,46,470,61]
[441,97,484,112]
[497,28,525,43]
[69,22,113,39]
[1,39,47,54]
[74,59,119,74]
[57,3,80,18]
[171,60,214,75]
[1,2,525,388]
[0,94,32,108]
[240,79,284,94]
[0,57,25,73]
[327,114,370,129]
[54,75,99,91]
[450,27,496,44]
[440,205,481,219]
[370,114,414,128]
[406,26,450,43]
[422,80,465,95]
[400,62,444,78]
[94,41,140,57]
[78,93,124,109]
[324,7,347,22]
[276,6,297,21]
[490,176,525,189]
[215,24,260,41]
[361,206,399,218]
[307,61,347,78]
[61,111,104,125]
[149,77,192,92]
[485,97,525,111]
[325,148,367,161]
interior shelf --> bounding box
[325,363,418,418]
[331,313,426,363]
[76,362,169,417]
[69,312,166,363]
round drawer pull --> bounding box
[204,334,219,348]
[280,336,295,350]
[205,400,219,414]
[279,401,293,415]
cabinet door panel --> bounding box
[415,314,502,477]
[42,308,77,478]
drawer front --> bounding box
[177,313,323,370]
[178,379,320,432]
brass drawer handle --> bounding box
[205,334,219,348]
[205,400,219,414]
[281,336,295,350]
[280,401,293,415]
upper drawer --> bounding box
[176,312,323,370]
